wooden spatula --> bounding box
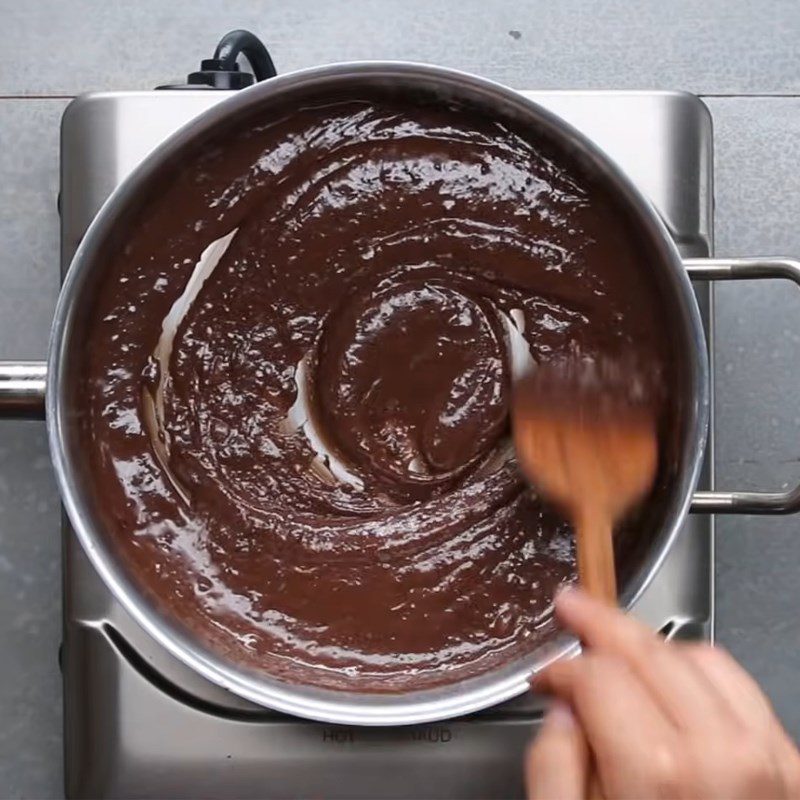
[512,365,658,604]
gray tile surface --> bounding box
[0,101,64,360]
[706,96,800,740]
[1,0,800,96]
[1,3,800,798]
[0,99,64,800]
[0,423,61,799]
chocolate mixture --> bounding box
[81,92,673,692]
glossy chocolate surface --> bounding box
[80,92,673,691]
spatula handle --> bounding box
[576,513,617,605]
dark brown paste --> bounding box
[80,91,674,692]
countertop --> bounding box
[1,1,799,797]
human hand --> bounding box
[525,589,800,799]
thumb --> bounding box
[526,701,589,800]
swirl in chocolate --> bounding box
[82,92,672,692]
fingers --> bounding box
[681,644,778,732]
[554,586,654,651]
[681,644,800,794]
[526,701,589,800]
[535,653,679,798]
[535,589,800,799]
[555,589,736,732]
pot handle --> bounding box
[0,361,47,420]
[5,259,798,505]
[685,257,800,514]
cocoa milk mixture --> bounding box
[80,91,673,691]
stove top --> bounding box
[60,89,714,799]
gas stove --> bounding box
[60,88,714,799]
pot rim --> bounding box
[46,60,710,726]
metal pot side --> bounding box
[45,62,710,725]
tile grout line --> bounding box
[1,93,800,101]
[0,95,74,100]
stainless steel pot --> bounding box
[2,63,800,726]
